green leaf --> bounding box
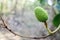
[34,7,48,22]
[53,14,60,27]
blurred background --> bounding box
[0,0,60,40]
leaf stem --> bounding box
[44,21,52,34]
[44,21,60,34]
[52,25,60,34]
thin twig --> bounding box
[0,17,57,39]
[44,21,60,34]
[44,21,52,34]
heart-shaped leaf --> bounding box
[53,14,60,27]
[34,7,48,22]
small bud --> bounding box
[34,7,48,22]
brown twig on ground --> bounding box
[0,17,55,39]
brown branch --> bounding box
[0,17,55,39]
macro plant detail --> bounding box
[34,7,48,22]
[0,0,60,40]
[34,6,60,38]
